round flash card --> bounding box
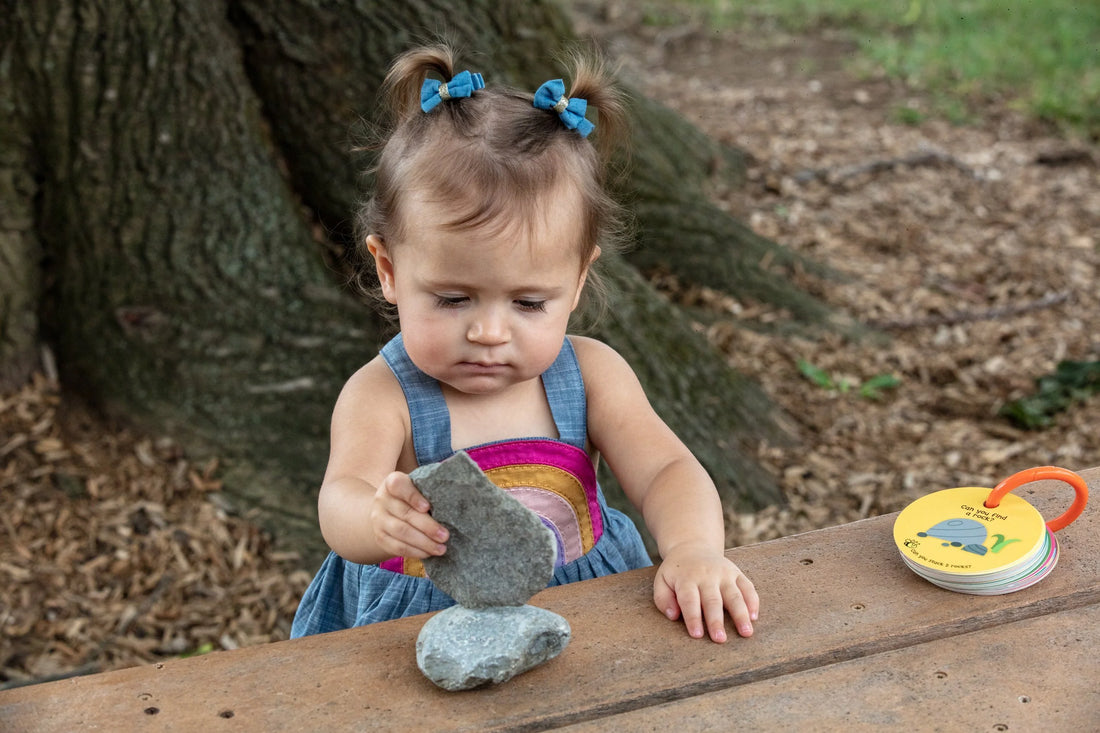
[892,466,1088,595]
[894,488,1045,576]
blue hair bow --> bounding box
[533,79,594,138]
[420,70,485,113]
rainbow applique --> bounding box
[382,439,603,578]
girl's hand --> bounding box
[653,544,759,643]
[369,471,450,560]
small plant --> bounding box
[797,359,901,400]
[1000,360,1100,429]
[179,642,216,658]
[859,373,904,401]
[893,105,926,126]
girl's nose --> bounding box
[467,308,510,345]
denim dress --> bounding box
[290,334,651,637]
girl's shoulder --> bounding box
[567,334,617,362]
[342,352,401,394]
[331,354,408,426]
[567,336,660,454]
[327,353,417,479]
[567,335,640,390]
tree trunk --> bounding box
[0,18,40,388]
[622,94,851,331]
[3,0,816,564]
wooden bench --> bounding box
[3,466,1097,731]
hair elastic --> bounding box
[421,70,485,113]
[533,79,594,137]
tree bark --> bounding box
[0,12,41,388]
[3,0,815,563]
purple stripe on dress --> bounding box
[539,516,568,567]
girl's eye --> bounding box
[516,299,547,313]
[434,295,468,308]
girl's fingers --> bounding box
[700,586,730,643]
[396,498,448,544]
[656,558,760,642]
[382,472,431,512]
[722,574,755,637]
[654,579,681,621]
[375,473,448,555]
[675,585,705,639]
[391,522,448,557]
[739,573,760,621]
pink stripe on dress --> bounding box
[505,486,584,562]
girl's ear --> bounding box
[366,235,398,304]
[571,246,601,310]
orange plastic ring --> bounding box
[984,466,1089,532]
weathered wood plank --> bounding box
[558,603,1100,731]
[1,469,1095,731]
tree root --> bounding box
[866,292,1071,331]
[794,144,980,184]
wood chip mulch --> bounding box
[1,373,311,688]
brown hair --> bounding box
[354,44,630,320]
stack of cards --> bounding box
[892,467,1087,595]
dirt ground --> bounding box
[3,6,1097,686]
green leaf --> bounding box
[859,373,902,400]
[797,359,835,390]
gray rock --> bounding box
[411,451,556,608]
[416,605,571,691]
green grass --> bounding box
[640,0,1100,139]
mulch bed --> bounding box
[1,374,311,687]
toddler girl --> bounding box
[291,45,759,643]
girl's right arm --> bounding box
[316,357,449,565]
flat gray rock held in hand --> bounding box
[411,450,557,608]
[416,605,571,691]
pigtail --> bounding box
[381,44,457,123]
[562,49,630,165]
[554,48,633,326]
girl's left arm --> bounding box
[572,336,759,643]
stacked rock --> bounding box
[410,451,571,691]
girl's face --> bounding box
[368,187,595,397]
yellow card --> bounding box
[893,487,1046,578]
